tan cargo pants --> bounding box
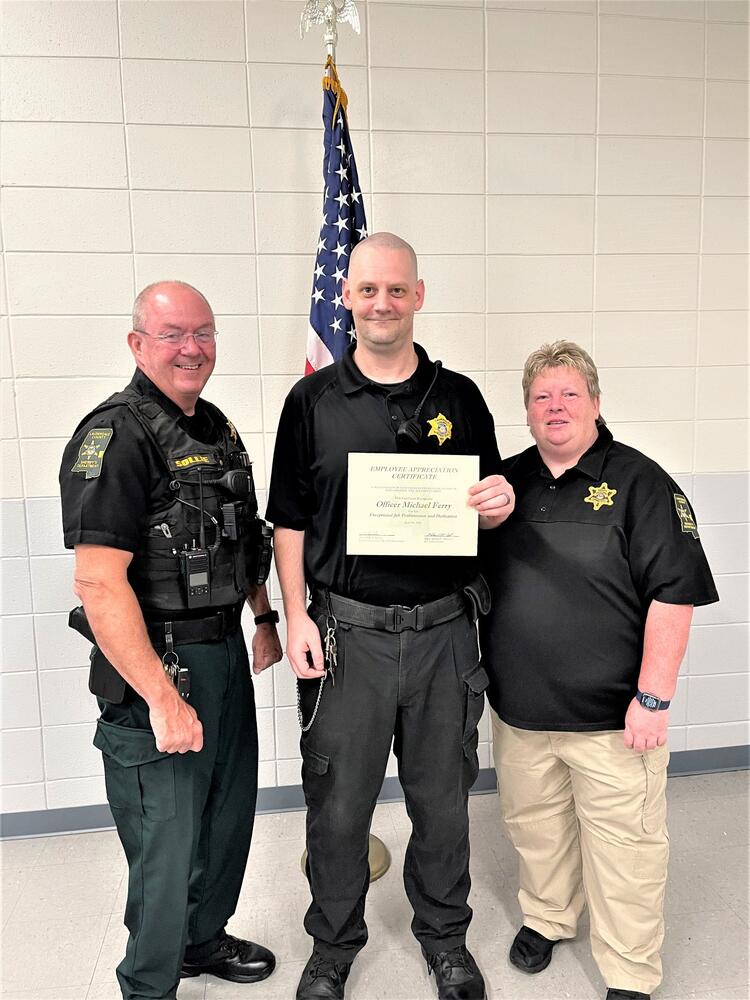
[492,714,670,994]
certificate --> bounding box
[346,453,480,556]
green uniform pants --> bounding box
[93,630,258,1000]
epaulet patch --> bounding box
[674,494,699,538]
[71,428,113,479]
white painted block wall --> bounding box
[1,0,748,816]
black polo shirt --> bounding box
[60,369,230,554]
[479,426,719,732]
[266,342,502,605]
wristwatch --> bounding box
[254,610,280,626]
[635,689,671,712]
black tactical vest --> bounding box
[84,388,269,615]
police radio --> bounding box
[179,545,212,608]
[178,468,215,609]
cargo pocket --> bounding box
[460,663,489,787]
[641,744,670,835]
[94,719,176,822]
[300,743,330,806]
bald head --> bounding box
[132,280,213,332]
[349,232,418,282]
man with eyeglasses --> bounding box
[59,281,282,1000]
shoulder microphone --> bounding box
[396,361,442,446]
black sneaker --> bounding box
[606,990,650,999]
[509,925,559,973]
[422,944,487,1000]
[296,951,352,1000]
[181,932,275,983]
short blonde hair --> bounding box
[522,340,601,408]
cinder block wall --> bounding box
[1,0,748,820]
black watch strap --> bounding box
[636,689,671,711]
[254,610,279,626]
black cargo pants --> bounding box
[93,629,258,1000]
[298,599,489,961]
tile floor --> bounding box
[0,771,747,1000]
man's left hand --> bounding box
[623,698,669,752]
[468,474,515,528]
[251,623,283,675]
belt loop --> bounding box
[415,605,425,631]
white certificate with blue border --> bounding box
[346,453,479,556]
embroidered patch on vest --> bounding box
[70,428,113,479]
[173,454,212,469]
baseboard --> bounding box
[2,745,747,839]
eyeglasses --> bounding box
[134,329,218,347]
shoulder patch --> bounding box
[71,427,113,479]
[674,493,699,538]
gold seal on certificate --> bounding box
[346,453,480,556]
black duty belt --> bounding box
[145,603,244,648]
[310,576,489,634]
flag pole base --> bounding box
[301,834,391,882]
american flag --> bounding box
[305,58,368,374]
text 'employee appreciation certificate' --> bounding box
[346,453,480,557]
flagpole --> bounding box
[297,0,391,885]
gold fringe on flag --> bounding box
[322,55,348,123]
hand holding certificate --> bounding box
[346,453,480,556]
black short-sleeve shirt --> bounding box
[266,342,502,605]
[60,369,230,554]
[479,426,719,732]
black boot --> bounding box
[509,925,559,973]
[181,932,275,983]
[422,944,487,1000]
[606,990,650,999]
[296,951,352,1000]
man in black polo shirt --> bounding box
[60,281,281,999]
[480,341,718,1000]
[267,232,515,1000]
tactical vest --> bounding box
[82,388,270,615]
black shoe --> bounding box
[296,951,352,999]
[422,945,487,1000]
[509,925,559,974]
[606,991,650,999]
[181,932,275,983]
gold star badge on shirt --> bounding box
[427,412,452,446]
[584,482,617,511]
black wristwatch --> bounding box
[254,610,279,626]
[635,689,671,712]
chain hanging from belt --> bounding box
[297,608,337,733]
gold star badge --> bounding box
[427,412,452,446]
[584,482,617,511]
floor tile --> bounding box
[0,988,85,999]
[204,960,305,998]
[1,913,109,991]
[9,859,124,922]
[660,908,749,996]
[0,836,46,870]
[0,868,28,928]
[251,808,307,845]
[35,829,123,867]
[0,773,746,999]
